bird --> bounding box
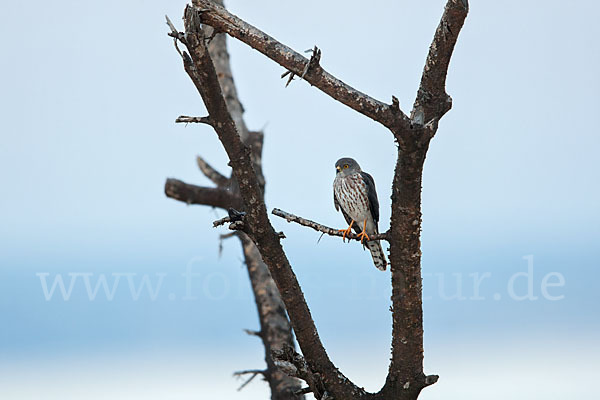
[333,157,387,271]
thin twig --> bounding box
[165,15,181,38]
[165,15,185,57]
[243,329,262,337]
[218,231,237,257]
[234,369,265,376]
[284,71,295,87]
[272,208,388,242]
[233,369,265,391]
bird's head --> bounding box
[335,157,361,177]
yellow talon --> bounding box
[337,220,354,242]
[356,219,370,244]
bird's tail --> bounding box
[366,240,387,271]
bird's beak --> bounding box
[336,166,341,173]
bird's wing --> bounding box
[360,171,380,224]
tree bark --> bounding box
[167,0,469,398]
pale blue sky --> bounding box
[1,1,599,399]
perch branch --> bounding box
[272,208,388,242]
[192,0,410,131]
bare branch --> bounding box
[164,178,238,209]
[272,208,389,242]
[412,0,469,124]
[175,115,213,125]
[281,70,296,88]
[192,0,410,131]
[196,155,230,187]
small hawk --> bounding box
[333,157,387,271]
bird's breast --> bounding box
[334,174,369,221]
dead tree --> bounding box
[165,1,468,399]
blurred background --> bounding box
[1,0,598,399]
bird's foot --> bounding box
[337,220,354,242]
[357,230,370,244]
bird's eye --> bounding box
[343,164,349,169]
